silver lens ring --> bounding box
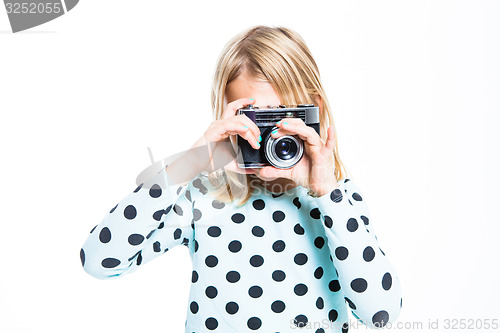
[264,132,304,169]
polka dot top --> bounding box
[80,168,402,332]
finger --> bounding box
[324,126,335,151]
[222,98,256,119]
[237,114,261,143]
[222,120,261,150]
[273,118,322,147]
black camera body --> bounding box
[236,104,320,169]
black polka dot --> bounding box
[205,255,218,267]
[153,209,165,221]
[328,309,338,322]
[252,226,265,237]
[294,314,308,328]
[316,329,326,333]
[248,286,263,298]
[193,209,202,221]
[133,183,143,193]
[314,266,324,279]
[272,210,285,222]
[226,301,239,314]
[153,241,161,252]
[173,228,182,239]
[205,317,218,330]
[194,240,199,252]
[231,213,245,223]
[294,283,308,296]
[335,246,349,260]
[208,226,221,237]
[212,200,225,209]
[173,204,183,216]
[316,297,324,309]
[360,215,369,225]
[352,192,363,201]
[342,322,349,333]
[271,300,286,313]
[190,301,198,314]
[191,270,198,283]
[294,253,308,265]
[372,310,389,328]
[80,248,85,266]
[272,240,285,252]
[272,270,286,281]
[185,190,191,202]
[344,297,356,309]
[205,286,218,299]
[149,184,162,198]
[252,199,265,210]
[128,234,144,246]
[329,279,341,292]
[324,215,333,228]
[247,317,262,330]
[250,255,264,267]
[99,227,111,243]
[346,218,358,232]
[293,197,301,209]
[382,272,392,290]
[330,188,343,202]
[101,258,120,268]
[123,205,137,219]
[228,240,242,253]
[351,278,368,293]
[314,237,325,249]
[310,208,321,219]
[226,271,240,283]
[294,223,305,235]
[363,246,375,262]
[110,204,118,214]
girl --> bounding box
[80,25,402,333]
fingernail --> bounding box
[276,121,281,125]
[272,129,278,134]
[258,135,262,142]
[243,125,249,129]
[249,98,254,101]
[283,122,288,125]
[256,143,261,148]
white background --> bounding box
[1,0,499,332]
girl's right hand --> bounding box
[203,98,261,150]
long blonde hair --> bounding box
[209,25,349,205]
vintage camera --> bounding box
[236,104,320,169]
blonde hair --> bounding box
[209,25,349,205]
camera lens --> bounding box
[275,138,297,160]
[264,131,304,169]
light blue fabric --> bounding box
[80,169,402,332]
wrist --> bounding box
[308,180,340,198]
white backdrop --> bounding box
[1,1,499,332]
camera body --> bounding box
[236,104,320,169]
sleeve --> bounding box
[313,178,402,329]
[79,167,194,280]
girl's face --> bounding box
[224,71,282,109]
[224,72,282,179]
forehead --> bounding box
[225,73,280,104]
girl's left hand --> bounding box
[255,119,340,197]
